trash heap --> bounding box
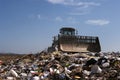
[0,51,120,80]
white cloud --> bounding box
[85,19,110,26]
[47,0,100,16]
[47,0,65,4]
[37,14,41,19]
[76,2,100,8]
[55,16,63,22]
[66,17,78,24]
[28,14,46,20]
[55,16,78,24]
[47,0,100,8]
[69,9,90,15]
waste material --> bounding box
[0,51,120,80]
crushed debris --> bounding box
[0,51,120,80]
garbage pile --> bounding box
[0,51,120,80]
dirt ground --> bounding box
[0,53,25,63]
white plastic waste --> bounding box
[43,71,49,77]
[10,69,19,78]
[65,67,72,74]
[117,58,120,61]
[32,76,40,80]
[21,73,27,77]
[49,68,54,74]
[117,76,120,79]
[102,62,110,68]
[83,70,91,76]
[51,54,55,60]
[91,65,102,74]
[21,73,27,80]
[7,77,14,80]
[56,69,60,74]
[30,70,38,74]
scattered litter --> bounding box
[0,51,120,79]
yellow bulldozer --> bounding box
[48,27,101,53]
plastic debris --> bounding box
[0,51,120,79]
[91,65,102,74]
[102,62,110,68]
[7,77,14,80]
[83,70,91,76]
[10,69,19,78]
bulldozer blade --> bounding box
[59,35,101,53]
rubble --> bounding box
[0,51,120,80]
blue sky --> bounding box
[0,0,120,54]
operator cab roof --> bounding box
[60,27,76,36]
[60,27,75,31]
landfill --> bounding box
[0,51,120,80]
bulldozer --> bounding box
[48,27,101,53]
